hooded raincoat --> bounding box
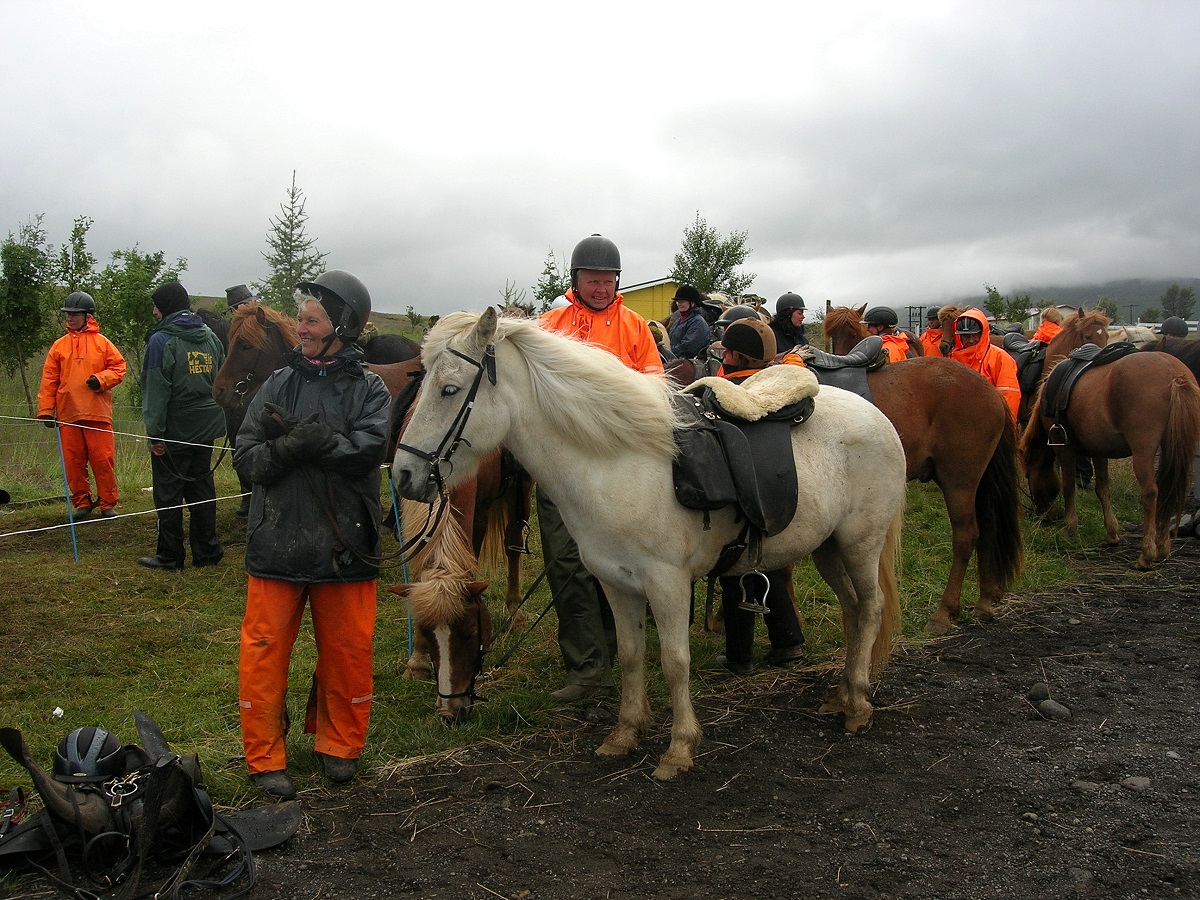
[949,308,1021,422]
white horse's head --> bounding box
[392,308,508,503]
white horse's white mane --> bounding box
[424,311,680,459]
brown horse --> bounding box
[1140,335,1200,386]
[824,306,1024,634]
[836,302,923,358]
[1021,352,1200,569]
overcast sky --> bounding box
[3,1,1198,317]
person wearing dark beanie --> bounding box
[139,281,227,571]
[151,281,191,317]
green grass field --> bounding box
[0,361,1144,808]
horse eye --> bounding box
[441,385,460,398]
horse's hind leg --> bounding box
[925,483,979,636]
[643,578,702,780]
[810,541,877,733]
[1058,448,1081,535]
[1126,452,1161,569]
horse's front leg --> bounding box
[925,483,978,635]
[1058,448,1080,535]
[811,543,876,733]
[645,578,702,780]
[403,630,433,679]
[595,587,652,762]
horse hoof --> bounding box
[924,617,954,637]
[974,602,996,623]
[595,740,632,760]
[1135,557,1156,571]
[843,712,874,734]
[652,761,690,781]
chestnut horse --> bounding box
[1020,351,1200,569]
[1140,335,1200,386]
[825,306,1023,635]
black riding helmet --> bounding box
[775,292,805,315]
[864,307,898,327]
[296,270,372,343]
[569,234,621,290]
[955,315,984,335]
[53,726,124,784]
[60,291,97,316]
[722,318,777,366]
[926,306,942,323]
[1158,316,1189,337]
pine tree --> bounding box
[256,171,327,314]
[533,249,570,312]
[0,216,53,412]
[670,212,755,295]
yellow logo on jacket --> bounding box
[187,351,214,375]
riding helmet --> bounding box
[1158,316,1189,337]
[955,316,984,335]
[715,304,762,328]
[569,234,621,282]
[53,726,124,784]
[297,270,372,342]
[60,291,97,315]
[926,306,942,323]
[863,307,899,327]
[673,284,704,306]
[775,292,805,314]
[225,284,257,310]
[722,318,777,366]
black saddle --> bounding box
[1041,341,1138,422]
[1002,333,1048,398]
[671,381,814,539]
[803,335,886,402]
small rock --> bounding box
[1121,776,1152,793]
[1027,683,1051,702]
[1167,751,1181,760]
[1072,780,1102,793]
[1038,698,1071,720]
[1067,617,1082,625]
[583,706,613,723]
[1021,811,1039,823]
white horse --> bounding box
[392,308,908,780]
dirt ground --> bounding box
[233,520,1200,900]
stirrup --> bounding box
[737,570,771,614]
[1047,423,1067,447]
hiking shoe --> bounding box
[317,753,357,784]
[717,655,754,677]
[98,507,117,519]
[193,551,224,568]
[71,506,93,521]
[252,770,297,800]
[137,555,184,571]
[551,684,612,702]
[765,644,808,667]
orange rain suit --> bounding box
[880,332,911,363]
[949,308,1021,423]
[920,327,945,357]
[540,290,664,375]
[1031,321,1062,343]
[36,317,126,511]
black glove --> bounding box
[40,415,56,428]
[272,418,338,466]
[86,375,101,390]
[260,402,300,440]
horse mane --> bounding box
[230,302,299,350]
[1058,307,1111,342]
[823,306,868,342]
[424,311,680,460]
[400,493,478,625]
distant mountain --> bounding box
[952,277,1200,322]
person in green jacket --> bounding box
[138,282,227,571]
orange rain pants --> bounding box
[239,576,377,775]
[60,421,117,510]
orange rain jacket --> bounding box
[37,317,127,424]
[1031,321,1062,343]
[880,332,911,363]
[920,327,945,357]
[949,308,1021,422]
[540,290,664,375]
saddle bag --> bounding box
[671,393,739,511]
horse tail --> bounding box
[478,488,511,574]
[974,418,1024,592]
[1156,374,1200,531]
[870,504,904,678]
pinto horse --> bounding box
[393,308,908,780]
[824,306,1024,635]
[1020,352,1200,569]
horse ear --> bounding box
[388,583,412,598]
[470,308,499,353]
[855,303,867,317]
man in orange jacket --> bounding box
[37,292,127,519]
[539,234,662,701]
[949,308,1021,423]
[864,307,914,362]
[920,306,945,357]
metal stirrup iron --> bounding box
[737,569,771,614]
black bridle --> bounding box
[394,344,496,502]
[432,596,489,708]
